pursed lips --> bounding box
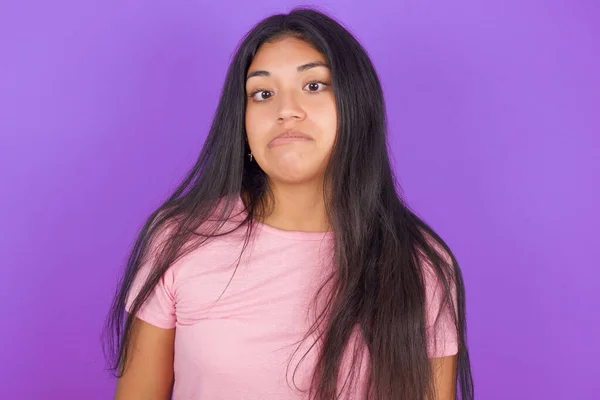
[268,131,313,148]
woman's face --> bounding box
[245,36,337,185]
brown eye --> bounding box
[250,90,273,102]
[303,81,327,93]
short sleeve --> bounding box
[423,253,459,358]
[124,230,177,330]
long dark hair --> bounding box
[103,7,474,399]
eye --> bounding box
[247,81,329,103]
[304,81,328,93]
[248,89,273,103]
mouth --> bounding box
[268,130,313,148]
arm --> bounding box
[114,317,176,400]
[430,354,457,400]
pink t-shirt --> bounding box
[125,195,458,399]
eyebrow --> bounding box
[246,61,330,82]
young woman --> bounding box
[103,7,474,400]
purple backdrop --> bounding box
[1,0,598,399]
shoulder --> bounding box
[416,229,455,280]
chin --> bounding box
[269,170,320,185]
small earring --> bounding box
[248,153,253,162]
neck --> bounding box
[259,180,331,233]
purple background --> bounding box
[1,0,598,399]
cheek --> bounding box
[310,101,337,146]
[245,107,270,142]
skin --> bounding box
[431,354,458,400]
[114,319,175,399]
[114,36,457,400]
[244,36,336,233]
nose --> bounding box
[276,90,306,123]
